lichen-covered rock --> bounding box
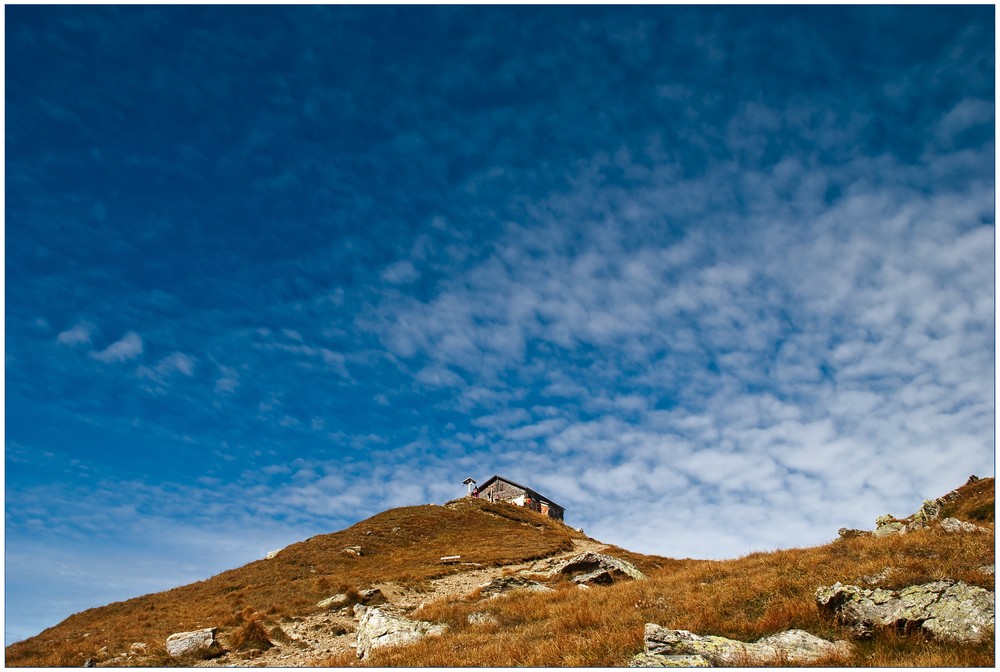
[838,527,871,539]
[939,517,988,534]
[629,652,710,667]
[910,499,943,526]
[816,580,994,642]
[873,515,906,537]
[547,551,645,584]
[642,624,851,666]
[478,575,554,598]
[355,607,447,659]
[165,628,220,658]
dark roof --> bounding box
[478,474,565,511]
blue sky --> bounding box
[5,5,994,645]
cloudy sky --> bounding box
[5,5,994,645]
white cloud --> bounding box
[157,352,195,377]
[90,332,143,363]
[215,365,240,393]
[381,260,420,285]
[56,321,93,346]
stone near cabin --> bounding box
[355,607,448,659]
[548,551,645,585]
[816,580,995,643]
[638,624,852,667]
[165,627,220,658]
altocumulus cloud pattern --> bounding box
[5,6,994,645]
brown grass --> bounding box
[5,498,581,667]
[7,479,994,668]
[332,480,995,667]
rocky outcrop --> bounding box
[838,527,871,539]
[165,627,220,658]
[547,551,645,585]
[940,517,989,534]
[873,514,907,537]
[816,580,995,642]
[354,607,447,659]
[633,625,852,666]
[478,575,554,598]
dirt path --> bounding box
[196,538,608,667]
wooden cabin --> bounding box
[476,474,565,521]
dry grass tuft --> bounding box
[229,615,274,652]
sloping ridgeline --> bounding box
[5,498,583,666]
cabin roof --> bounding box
[478,474,565,511]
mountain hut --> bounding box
[476,474,565,521]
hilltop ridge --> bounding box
[5,478,994,667]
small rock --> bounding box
[838,528,871,539]
[359,587,387,605]
[165,627,220,658]
[128,642,147,654]
[343,546,364,556]
[265,549,282,560]
[939,517,988,534]
[317,594,352,610]
[83,658,95,668]
[873,514,906,537]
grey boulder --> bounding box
[816,580,994,642]
[638,625,852,666]
[478,575,554,598]
[355,607,447,659]
[548,551,645,585]
[165,627,220,658]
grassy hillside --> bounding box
[5,498,582,667]
[5,478,994,667]
[341,477,995,667]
